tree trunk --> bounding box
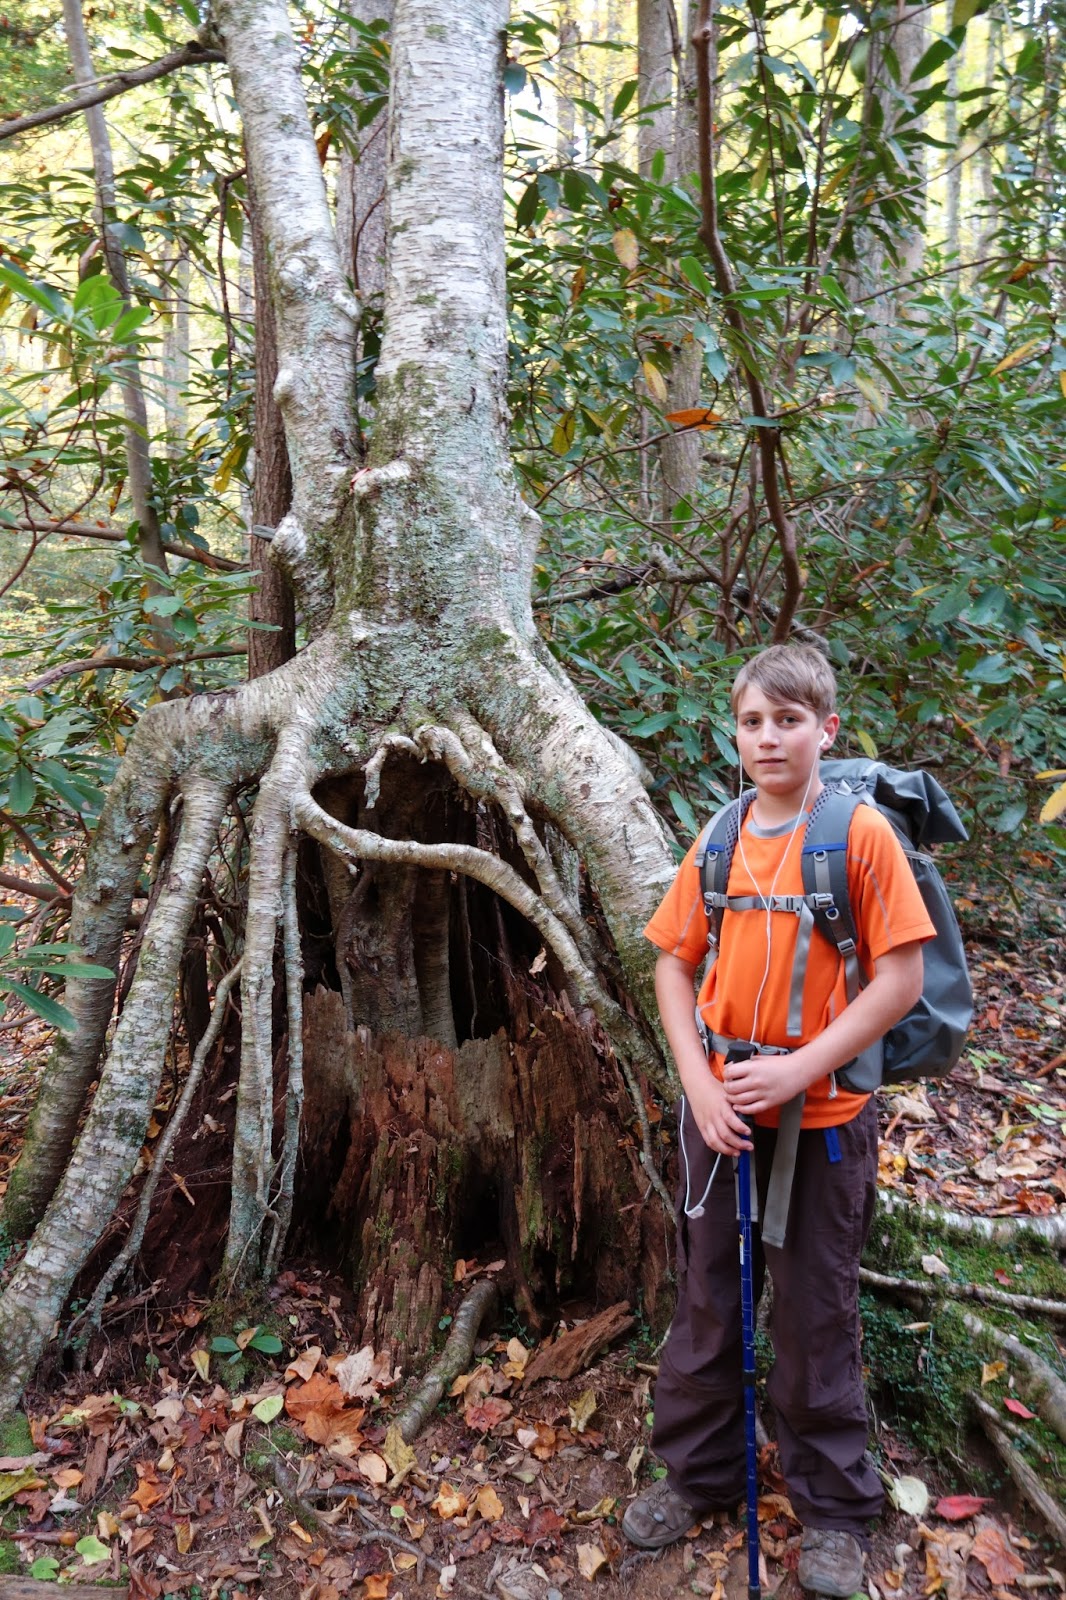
[247,162,297,678]
[61,0,172,620]
[0,0,679,1416]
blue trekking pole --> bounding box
[737,1134,760,1600]
[728,1055,761,1600]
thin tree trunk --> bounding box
[60,0,171,610]
[247,163,296,678]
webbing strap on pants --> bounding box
[711,1031,805,1249]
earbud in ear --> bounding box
[820,734,831,751]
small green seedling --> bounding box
[209,1326,283,1365]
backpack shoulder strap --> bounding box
[695,793,754,948]
[800,786,865,1002]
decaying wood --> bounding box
[859,1266,1066,1321]
[970,1392,1066,1550]
[961,1310,1066,1446]
[876,1192,1066,1249]
[395,1277,499,1442]
[523,1301,635,1385]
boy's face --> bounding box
[734,686,839,805]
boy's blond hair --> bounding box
[730,643,837,719]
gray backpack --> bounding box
[696,758,973,1093]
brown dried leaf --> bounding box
[358,1451,389,1487]
[432,1482,468,1519]
[577,1542,608,1580]
[568,1390,597,1434]
[175,1520,195,1555]
[475,1485,505,1523]
[285,1373,347,1422]
[972,1520,1026,1586]
[286,1346,324,1383]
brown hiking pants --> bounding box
[651,1097,884,1537]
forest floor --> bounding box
[0,862,1062,1600]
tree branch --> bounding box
[859,1266,1066,1322]
[969,1392,1066,1550]
[0,43,225,142]
[25,647,247,694]
[5,517,246,572]
[0,871,67,903]
[692,0,803,640]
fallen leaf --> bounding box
[577,1542,608,1580]
[888,1475,930,1517]
[364,1575,391,1599]
[191,1348,211,1382]
[465,1396,513,1432]
[358,1451,389,1486]
[0,1467,47,1503]
[934,1494,992,1521]
[128,1465,167,1513]
[437,1561,457,1596]
[475,1484,505,1523]
[432,1482,468,1519]
[53,1467,83,1489]
[972,1520,1026,1585]
[569,1389,597,1434]
[175,1521,195,1555]
[224,1421,245,1460]
[252,1395,284,1424]
[920,1254,950,1278]
[285,1373,347,1422]
[382,1422,417,1482]
[982,1361,1007,1386]
[286,1346,324,1383]
[1004,1397,1037,1419]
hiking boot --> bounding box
[797,1528,866,1597]
[622,1479,703,1549]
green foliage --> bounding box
[209,1325,284,1364]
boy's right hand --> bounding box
[685,1073,754,1155]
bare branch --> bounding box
[5,517,246,573]
[693,0,802,639]
[0,871,67,903]
[26,647,247,694]
[0,43,225,143]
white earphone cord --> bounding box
[683,734,828,1221]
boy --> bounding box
[623,644,935,1597]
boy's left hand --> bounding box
[722,1051,808,1114]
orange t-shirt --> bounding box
[644,802,936,1129]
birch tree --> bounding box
[0,0,678,1416]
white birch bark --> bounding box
[215,0,357,629]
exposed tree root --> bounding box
[0,779,227,1418]
[859,1266,1066,1322]
[394,1277,499,1443]
[73,957,244,1342]
[960,1311,1066,1446]
[876,1191,1066,1249]
[969,1391,1066,1551]
[265,845,304,1278]
[273,1455,496,1600]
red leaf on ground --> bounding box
[464,1396,513,1432]
[1003,1397,1036,1419]
[523,1505,565,1546]
[934,1494,992,1521]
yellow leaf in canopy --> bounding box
[990,337,1044,376]
[1039,780,1066,824]
[856,729,878,760]
[1006,259,1043,281]
[822,11,840,46]
[551,411,576,456]
[612,229,638,271]
[642,360,668,405]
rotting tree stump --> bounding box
[298,982,670,1356]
